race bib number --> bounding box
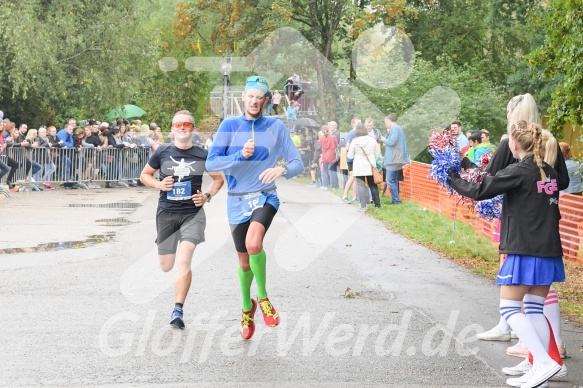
[241,192,267,216]
[167,181,192,201]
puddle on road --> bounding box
[95,217,133,226]
[0,233,115,255]
[68,202,141,209]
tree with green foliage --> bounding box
[176,0,407,120]
[528,0,583,135]
[175,0,278,56]
[0,0,212,129]
[0,0,152,126]
[395,0,557,119]
[271,0,408,119]
[400,0,542,83]
[136,17,211,128]
[350,56,507,161]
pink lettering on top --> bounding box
[537,178,558,195]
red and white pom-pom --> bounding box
[460,167,486,183]
[455,154,490,204]
[429,128,456,152]
[478,152,493,169]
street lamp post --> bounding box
[220,57,232,120]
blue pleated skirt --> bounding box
[496,254,565,286]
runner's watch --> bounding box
[204,193,212,202]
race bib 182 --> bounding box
[167,181,192,201]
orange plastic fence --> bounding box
[396,162,583,265]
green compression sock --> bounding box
[249,249,267,300]
[238,267,254,311]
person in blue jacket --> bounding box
[206,75,303,340]
[286,101,298,130]
[55,123,74,181]
[382,115,410,204]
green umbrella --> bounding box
[107,104,147,119]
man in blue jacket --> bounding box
[55,123,74,181]
[206,75,303,340]
[383,115,410,204]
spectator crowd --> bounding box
[0,113,209,192]
[293,115,582,213]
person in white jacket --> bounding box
[347,123,381,211]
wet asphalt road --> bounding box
[0,178,581,387]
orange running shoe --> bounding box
[240,299,257,340]
[258,297,280,327]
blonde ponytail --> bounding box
[541,129,557,167]
[507,93,541,130]
[531,123,546,182]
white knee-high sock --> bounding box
[543,286,563,346]
[496,316,511,333]
[524,294,554,364]
[500,299,552,364]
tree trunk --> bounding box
[309,2,328,121]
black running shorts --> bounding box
[229,203,277,253]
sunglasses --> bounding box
[246,76,268,84]
[172,122,194,129]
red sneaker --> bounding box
[258,297,280,327]
[240,299,257,340]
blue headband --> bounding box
[245,76,268,94]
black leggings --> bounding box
[3,156,20,186]
[356,175,380,207]
[0,159,10,180]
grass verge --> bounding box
[295,176,583,325]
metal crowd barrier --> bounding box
[1,146,153,192]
